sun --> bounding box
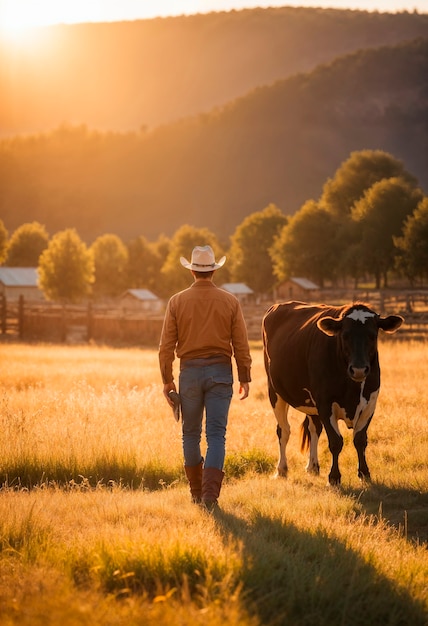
[0,0,100,43]
[0,1,51,42]
[0,7,34,41]
[0,0,233,42]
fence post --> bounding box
[18,295,24,338]
[0,293,5,334]
[87,301,93,342]
[61,305,67,343]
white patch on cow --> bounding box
[330,402,350,428]
[328,382,380,434]
[353,386,379,434]
[346,309,376,324]
[295,387,318,416]
[303,387,316,406]
[296,405,318,416]
[330,402,347,435]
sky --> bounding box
[0,0,427,36]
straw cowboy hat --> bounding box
[180,245,226,272]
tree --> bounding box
[161,225,225,295]
[5,221,48,267]
[38,228,94,303]
[127,235,164,293]
[270,201,340,288]
[394,197,428,286]
[336,225,366,288]
[91,234,128,298]
[152,234,171,265]
[351,177,424,288]
[0,219,8,264]
[229,204,288,294]
[320,150,418,218]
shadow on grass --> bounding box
[342,481,428,545]
[212,506,427,626]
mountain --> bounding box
[0,21,427,243]
[1,7,427,136]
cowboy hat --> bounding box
[180,245,226,272]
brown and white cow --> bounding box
[262,301,403,485]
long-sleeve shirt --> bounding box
[159,280,252,384]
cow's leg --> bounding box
[303,415,322,475]
[326,429,343,485]
[352,392,378,482]
[271,394,291,477]
[353,417,373,482]
[323,405,344,485]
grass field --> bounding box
[0,340,427,625]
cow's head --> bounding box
[317,304,404,383]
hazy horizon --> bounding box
[0,0,426,37]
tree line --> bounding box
[1,149,427,303]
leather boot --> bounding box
[184,460,203,503]
[201,467,224,510]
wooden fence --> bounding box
[0,296,164,346]
[1,291,428,345]
[244,290,428,341]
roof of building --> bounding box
[221,282,254,295]
[122,289,159,301]
[0,267,39,287]
[290,277,319,290]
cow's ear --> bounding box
[317,316,342,336]
[378,314,404,334]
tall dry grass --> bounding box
[0,340,427,625]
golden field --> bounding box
[0,340,427,626]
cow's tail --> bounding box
[300,417,310,453]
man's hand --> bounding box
[239,382,250,400]
[163,382,176,407]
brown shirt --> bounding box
[159,280,252,384]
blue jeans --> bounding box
[179,362,233,470]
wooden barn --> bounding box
[0,267,44,302]
[119,289,163,313]
[220,283,254,303]
[275,277,320,302]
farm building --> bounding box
[119,289,163,313]
[220,283,254,303]
[0,267,44,301]
[275,277,320,302]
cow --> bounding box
[262,301,403,485]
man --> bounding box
[159,245,252,509]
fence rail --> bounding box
[241,289,428,341]
[0,297,165,346]
[1,291,428,345]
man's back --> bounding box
[170,281,241,360]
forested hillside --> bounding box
[1,36,426,243]
[1,7,427,136]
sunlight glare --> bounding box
[0,4,36,41]
[0,0,100,42]
[0,0,426,43]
